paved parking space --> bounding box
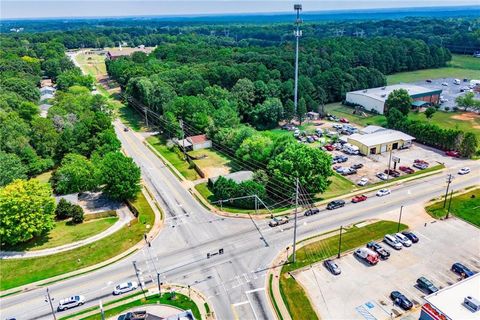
[295,218,480,320]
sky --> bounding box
[2,0,479,19]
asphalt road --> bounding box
[1,121,479,320]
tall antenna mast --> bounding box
[293,4,302,117]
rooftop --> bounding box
[349,129,414,147]
[424,273,480,320]
[107,46,154,57]
[360,125,386,135]
[188,134,210,145]
[347,84,441,103]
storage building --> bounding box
[347,127,414,155]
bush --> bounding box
[55,198,72,220]
[444,107,450,112]
[70,205,84,224]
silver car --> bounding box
[57,295,85,311]
[395,233,412,247]
[113,281,138,295]
[384,234,402,250]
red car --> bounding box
[340,118,349,123]
[399,166,415,174]
[352,195,368,203]
[445,150,460,158]
[324,144,335,151]
[384,169,400,177]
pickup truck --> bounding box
[118,311,147,320]
[269,216,289,227]
[366,241,390,260]
[354,248,379,265]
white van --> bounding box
[453,79,461,85]
[343,143,359,155]
[470,80,480,88]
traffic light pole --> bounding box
[397,205,403,232]
[46,288,57,320]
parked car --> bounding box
[458,167,471,175]
[451,263,475,278]
[384,169,400,177]
[426,79,432,83]
[399,166,415,174]
[395,233,412,247]
[376,172,388,180]
[306,136,315,143]
[113,281,138,295]
[366,241,390,260]
[413,160,429,170]
[340,118,349,123]
[441,82,448,86]
[341,168,357,176]
[416,277,439,294]
[269,216,289,227]
[57,295,86,311]
[327,115,340,122]
[354,248,379,265]
[384,234,402,250]
[327,200,346,210]
[357,177,369,186]
[332,124,343,130]
[304,208,320,216]
[351,163,363,169]
[333,143,343,150]
[445,150,460,157]
[402,231,419,243]
[376,189,391,197]
[352,195,367,203]
[333,155,348,163]
[323,259,341,275]
[390,291,413,310]
[324,144,334,151]
[118,311,148,320]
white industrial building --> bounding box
[345,84,442,114]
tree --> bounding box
[55,198,73,220]
[51,153,99,194]
[386,108,407,129]
[424,107,436,119]
[459,132,478,158]
[30,117,59,159]
[297,97,307,124]
[456,92,480,111]
[232,78,255,118]
[250,98,284,130]
[0,179,55,245]
[0,152,27,187]
[99,152,141,201]
[56,69,94,91]
[70,204,85,224]
[236,135,273,164]
[385,89,412,116]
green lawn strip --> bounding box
[146,136,199,180]
[79,293,200,320]
[279,220,408,320]
[317,173,357,200]
[324,102,386,127]
[269,274,284,320]
[33,170,53,184]
[188,148,240,173]
[117,103,146,132]
[448,54,480,70]
[84,210,117,221]
[0,192,154,291]
[204,302,210,314]
[387,67,480,85]
[426,188,480,226]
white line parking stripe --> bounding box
[232,300,249,307]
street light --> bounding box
[443,174,454,208]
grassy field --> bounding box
[426,188,480,226]
[75,51,107,78]
[0,191,155,291]
[318,173,357,200]
[34,170,53,184]
[188,148,238,178]
[280,220,408,320]
[1,216,118,252]
[325,102,386,127]
[146,136,200,180]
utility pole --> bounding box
[443,174,454,208]
[157,272,162,297]
[293,4,302,116]
[386,149,393,180]
[292,178,299,263]
[397,206,403,232]
[144,107,149,128]
[179,119,187,160]
[446,190,454,219]
[337,226,343,258]
[45,288,57,320]
[132,261,147,299]
[99,300,105,320]
[254,195,258,215]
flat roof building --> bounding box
[420,273,480,320]
[345,84,442,114]
[347,127,415,155]
[106,46,155,60]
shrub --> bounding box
[55,198,72,220]
[70,205,85,224]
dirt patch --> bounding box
[201,166,230,179]
[451,112,480,121]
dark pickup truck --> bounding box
[118,311,147,320]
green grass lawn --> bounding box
[426,188,480,226]
[318,173,357,200]
[34,170,53,184]
[146,135,200,180]
[1,216,118,252]
[188,148,239,176]
[117,103,146,132]
[324,102,386,127]
[75,51,107,78]
[280,220,408,320]
[0,191,156,291]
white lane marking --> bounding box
[246,287,265,294]
[245,290,260,320]
[232,300,249,307]
[243,273,251,283]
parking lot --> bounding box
[295,218,480,319]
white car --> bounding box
[57,295,85,311]
[376,172,388,180]
[384,234,402,250]
[113,281,138,295]
[394,233,412,247]
[357,177,369,186]
[441,82,448,86]
[376,189,391,197]
[458,167,471,175]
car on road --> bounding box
[376,189,391,197]
[445,150,460,158]
[399,166,415,174]
[384,234,402,250]
[352,195,367,203]
[57,295,85,311]
[269,216,289,227]
[384,169,400,177]
[458,167,471,175]
[357,177,369,186]
[323,259,341,275]
[395,233,412,247]
[426,79,432,83]
[402,231,419,243]
[416,277,439,294]
[451,262,475,278]
[354,248,379,265]
[351,163,363,169]
[113,281,138,295]
[323,144,335,151]
[366,241,390,260]
[340,118,350,123]
[390,291,413,310]
[441,82,448,86]
[304,208,320,216]
[327,200,346,210]
[123,127,129,132]
[376,172,388,180]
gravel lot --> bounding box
[295,218,480,320]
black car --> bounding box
[333,155,348,163]
[390,291,413,310]
[327,200,345,210]
[416,277,439,294]
[366,241,390,260]
[351,163,363,169]
[323,259,341,275]
[304,208,320,216]
[451,263,475,278]
[402,231,419,243]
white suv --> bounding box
[395,233,412,247]
[57,295,85,311]
[384,234,402,250]
[113,281,138,295]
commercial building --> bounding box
[420,273,480,320]
[106,46,154,60]
[345,84,442,114]
[347,126,414,155]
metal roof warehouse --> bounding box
[347,126,415,155]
